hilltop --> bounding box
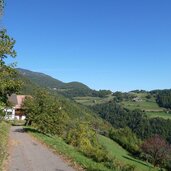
[17,68,93,97]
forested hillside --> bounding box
[17,68,93,97]
[17,68,112,98]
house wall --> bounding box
[4,108,26,120]
[4,108,15,120]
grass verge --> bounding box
[0,121,10,171]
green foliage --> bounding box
[65,121,137,170]
[66,121,109,162]
[98,135,155,171]
[35,112,69,137]
[26,127,137,171]
[92,90,112,98]
[113,92,136,102]
[156,89,171,109]
[17,68,94,98]
[25,127,113,171]
[109,127,141,154]
[92,101,147,130]
[0,30,22,104]
[23,89,70,136]
[92,101,171,145]
[24,90,135,170]
[0,121,10,170]
[17,68,113,98]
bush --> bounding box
[34,111,69,137]
[66,121,111,162]
[109,127,141,154]
[66,121,135,170]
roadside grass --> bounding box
[0,121,10,171]
[98,135,158,171]
[25,127,112,171]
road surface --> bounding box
[8,126,75,171]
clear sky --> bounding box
[2,0,171,91]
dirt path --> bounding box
[7,126,75,171]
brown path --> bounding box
[7,126,75,171]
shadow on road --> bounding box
[13,127,25,133]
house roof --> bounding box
[8,94,27,109]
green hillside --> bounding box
[74,91,171,120]
[16,70,111,132]
[98,135,157,171]
[13,68,171,170]
[26,127,158,171]
[18,68,171,120]
[17,68,93,97]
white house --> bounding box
[4,94,27,120]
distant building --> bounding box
[132,97,142,102]
[4,94,28,120]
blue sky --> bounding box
[2,0,171,91]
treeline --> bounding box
[58,89,112,98]
[112,92,136,102]
[153,89,171,109]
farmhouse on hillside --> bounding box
[4,94,28,120]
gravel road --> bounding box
[7,126,75,171]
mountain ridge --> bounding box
[16,68,95,97]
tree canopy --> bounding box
[141,135,171,167]
[0,30,21,104]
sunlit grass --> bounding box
[98,135,158,171]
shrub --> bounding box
[109,127,141,154]
[141,135,171,167]
[34,111,69,137]
[66,121,135,170]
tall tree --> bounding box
[0,30,21,104]
[141,135,171,167]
